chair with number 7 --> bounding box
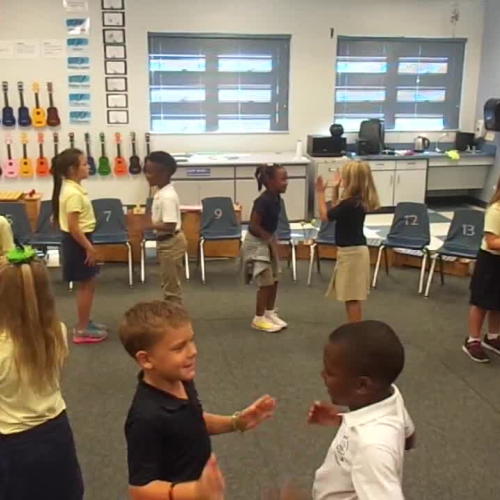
[91,198,133,287]
[424,209,484,298]
[372,202,431,293]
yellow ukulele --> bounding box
[32,82,47,128]
[20,133,34,178]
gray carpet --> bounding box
[51,259,500,500]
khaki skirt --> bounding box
[326,246,370,302]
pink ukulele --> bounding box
[3,134,18,178]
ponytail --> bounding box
[254,163,280,191]
[51,148,83,225]
[255,166,265,191]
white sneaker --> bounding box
[265,310,288,329]
[251,316,283,333]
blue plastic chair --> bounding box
[276,198,297,282]
[372,202,431,293]
[199,197,241,283]
[29,201,62,250]
[0,202,32,245]
[140,197,190,284]
[307,220,337,286]
[424,209,484,297]
[92,198,133,287]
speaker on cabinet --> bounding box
[484,98,500,131]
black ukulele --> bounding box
[129,132,142,174]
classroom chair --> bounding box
[92,198,133,287]
[424,209,484,298]
[307,220,337,286]
[372,202,431,294]
[140,197,190,284]
[199,197,242,283]
[29,200,62,252]
[0,202,33,245]
[276,198,297,282]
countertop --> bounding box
[172,152,310,166]
[355,151,495,161]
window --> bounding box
[148,33,290,134]
[334,37,466,132]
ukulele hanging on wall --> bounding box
[32,82,47,128]
[36,133,50,177]
[51,132,59,175]
[2,81,16,127]
[3,134,18,178]
[20,133,34,178]
[114,132,128,176]
[69,132,75,149]
[98,133,111,177]
[129,132,142,175]
[85,133,97,176]
[17,82,32,127]
[46,82,61,127]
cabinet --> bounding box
[372,171,395,207]
[394,170,427,205]
[174,180,235,205]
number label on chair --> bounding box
[5,214,14,225]
[104,210,112,222]
[462,224,475,237]
[404,215,419,226]
[214,209,223,220]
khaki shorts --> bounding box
[326,245,370,302]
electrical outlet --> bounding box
[485,131,496,142]
[475,119,486,138]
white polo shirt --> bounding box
[313,385,415,500]
[152,183,181,231]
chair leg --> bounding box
[424,254,438,298]
[140,240,145,284]
[200,238,206,284]
[384,246,389,275]
[439,255,445,285]
[184,251,190,281]
[418,250,428,294]
[69,281,74,292]
[316,245,321,274]
[291,241,297,283]
[372,245,384,289]
[307,244,317,287]
[127,242,133,288]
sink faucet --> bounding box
[435,133,448,153]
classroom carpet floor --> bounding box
[52,258,500,500]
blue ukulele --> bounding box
[17,82,32,127]
[2,81,16,127]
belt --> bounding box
[157,230,181,242]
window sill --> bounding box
[148,130,290,136]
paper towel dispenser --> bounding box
[484,99,500,131]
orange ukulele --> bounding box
[113,132,127,176]
[32,82,47,128]
[36,133,50,177]
[20,133,34,178]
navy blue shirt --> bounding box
[125,374,211,486]
[251,191,281,235]
[327,197,367,247]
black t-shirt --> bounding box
[250,191,281,236]
[327,197,367,247]
[125,373,211,487]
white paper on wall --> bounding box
[42,39,65,58]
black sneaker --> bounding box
[482,336,500,356]
[462,339,490,363]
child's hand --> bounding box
[307,401,342,427]
[196,454,225,500]
[264,482,308,500]
[331,170,341,188]
[237,395,276,432]
[315,176,326,194]
[405,432,416,451]
[85,246,98,267]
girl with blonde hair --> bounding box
[0,247,83,500]
[316,161,380,322]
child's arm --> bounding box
[146,197,178,234]
[67,212,98,266]
[315,173,341,222]
[249,210,273,241]
[204,395,276,435]
[484,232,500,251]
[307,401,343,427]
[129,455,225,500]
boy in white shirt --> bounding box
[144,151,187,304]
[308,320,415,500]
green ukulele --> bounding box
[98,132,111,176]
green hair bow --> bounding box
[6,246,37,265]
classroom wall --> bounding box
[0,0,486,204]
[474,0,500,203]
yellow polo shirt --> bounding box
[481,202,500,255]
[0,215,14,255]
[59,179,96,233]
[0,324,68,434]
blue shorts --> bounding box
[61,232,99,282]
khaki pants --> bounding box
[157,232,187,304]
[0,216,14,256]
